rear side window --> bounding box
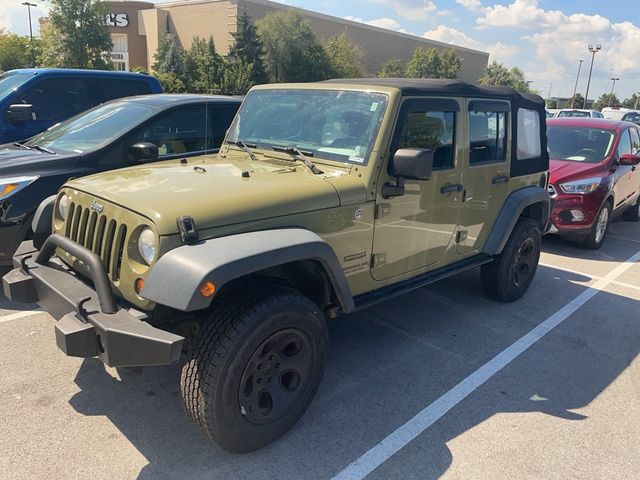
[130,105,207,157]
[99,79,151,102]
[17,78,90,122]
[516,109,541,160]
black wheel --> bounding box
[582,200,611,249]
[481,218,541,302]
[181,287,328,453]
[622,197,639,222]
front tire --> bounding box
[582,201,611,249]
[181,287,328,453]
[481,218,541,302]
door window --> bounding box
[628,128,640,154]
[130,105,207,157]
[617,130,632,157]
[397,110,456,170]
[16,78,91,122]
[469,111,507,164]
[207,104,239,150]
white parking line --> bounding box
[331,249,640,480]
[540,263,640,292]
[0,309,42,323]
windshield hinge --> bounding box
[177,216,199,244]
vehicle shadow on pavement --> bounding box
[66,264,639,480]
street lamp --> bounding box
[583,44,601,109]
[608,77,619,107]
[570,59,584,108]
[22,2,37,67]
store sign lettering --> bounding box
[105,13,129,28]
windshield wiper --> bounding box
[30,144,55,154]
[12,142,35,151]
[272,145,323,175]
[226,140,258,162]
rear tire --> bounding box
[622,197,639,222]
[481,218,541,303]
[582,201,611,249]
[180,287,327,453]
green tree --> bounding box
[323,32,364,78]
[438,49,462,79]
[228,14,267,85]
[155,71,186,93]
[546,99,558,109]
[39,0,112,69]
[377,58,405,78]
[153,34,186,78]
[479,61,531,92]
[184,37,224,93]
[218,59,254,95]
[622,93,639,109]
[592,93,621,111]
[405,47,440,78]
[256,9,332,82]
[570,92,585,108]
[0,31,31,71]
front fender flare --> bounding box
[142,229,355,313]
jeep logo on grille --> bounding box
[90,201,104,213]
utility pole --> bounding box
[570,59,584,107]
[608,77,619,107]
[22,2,37,67]
[583,44,601,109]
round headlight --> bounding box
[138,228,158,265]
[57,194,70,220]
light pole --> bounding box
[22,2,37,67]
[583,44,601,109]
[608,77,619,107]
[570,59,584,107]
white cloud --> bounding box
[456,0,483,12]
[473,0,640,92]
[344,16,409,34]
[0,0,49,36]
[372,0,438,21]
[422,25,521,64]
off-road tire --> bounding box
[481,218,541,303]
[622,197,639,222]
[582,200,611,249]
[180,287,328,453]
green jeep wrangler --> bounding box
[3,79,550,452]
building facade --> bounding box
[105,0,489,81]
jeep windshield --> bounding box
[24,100,157,154]
[227,88,389,165]
[0,71,32,100]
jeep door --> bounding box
[456,100,511,256]
[372,98,463,281]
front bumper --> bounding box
[0,223,23,266]
[2,237,184,367]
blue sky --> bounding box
[2,0,638,100]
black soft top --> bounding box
[324,78,544,106]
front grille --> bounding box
[64,202,128,282]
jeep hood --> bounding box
[66,156,358,235]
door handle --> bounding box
[492,175,509,185]
[440,183,464,194]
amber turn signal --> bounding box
[135,278,145,294]
[199,281,216,298]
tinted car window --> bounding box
[207,104,237,150]
[98,79,152,102]
[622,113,640,125]
[130,105,207,157]
[617,129,632,156]
[469,111,507,165]
[630,128,640,154]
[16,78,91,122]
[398,111,456,170]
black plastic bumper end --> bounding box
[3,268,38,303]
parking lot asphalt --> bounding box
[1,220,639,480]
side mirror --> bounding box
[619,153,640,166]
[130,142,159,162]
[382,148,434,198]
[6,104,34,123]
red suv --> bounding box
[546,117,640,248]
